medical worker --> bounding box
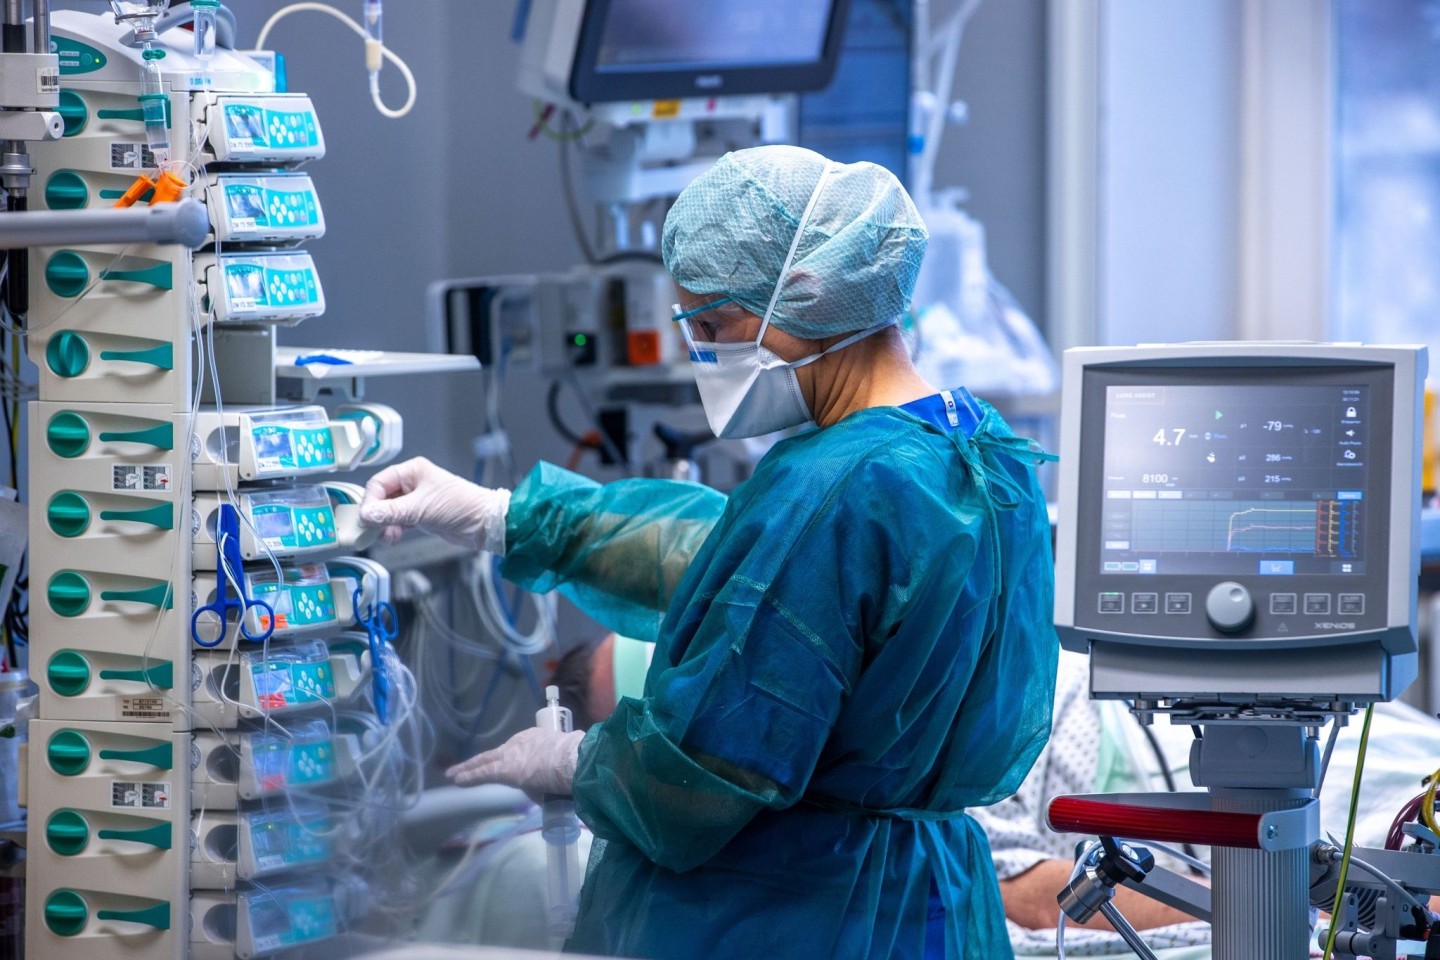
[361,145,1058,960]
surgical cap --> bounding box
[662,145,929,340]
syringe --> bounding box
[536,684,582,938]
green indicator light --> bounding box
[574,334,587,346]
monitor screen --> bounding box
[1099,381,1369,579]
[595,1,832,69]
[1054,345,1423,704]
[569,0,850,103]
[1071,364,1394,642]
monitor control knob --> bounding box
[1205,581,1254,633]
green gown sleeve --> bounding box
[499,461,728,642]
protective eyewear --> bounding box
[671,296,735,352]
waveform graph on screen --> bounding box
[1130,499,1335,555]
[1225,504,1320,554]
[1314,499,1361,558]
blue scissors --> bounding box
[192,504,276,647]
[352,583,397,722]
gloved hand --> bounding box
[446,727,586,799]
[359,456,511,552]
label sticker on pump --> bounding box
[208,95,325,163]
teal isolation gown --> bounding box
[501,395,1058,960]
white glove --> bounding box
[359,456,511,553]
[446,727,586,799]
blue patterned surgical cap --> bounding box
[662,145,928,340]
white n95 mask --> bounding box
[678,161,896,439]
[687,339,812,439]
[685,322,895,439]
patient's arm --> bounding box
[999,858,1202,932]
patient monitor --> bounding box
[1055,342,1425,710]
[1051,342,1426,960]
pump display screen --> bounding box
[253,508,294,541]
[594,0,833,68]
[1100,382,1369,578]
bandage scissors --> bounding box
[352,584,397,722]
[192,504,276,647]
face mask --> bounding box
[678,164,896,439]
[683,322,896,439]
[688,338,812,439]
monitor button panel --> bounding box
[1086,584,1377,636]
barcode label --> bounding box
[37,67,59,94]
[121,697,170,720]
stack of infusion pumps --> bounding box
[20,12,402,959]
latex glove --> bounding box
[447,727,585,799]
[359,456,510,552]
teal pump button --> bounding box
[47,650,91,697]
[46,810,90,856]
[45,251,89,298]
[45,170,88,209]
[44,890,87,936]
[47,491,91,537]
[46,412,90,459]
[47,729,91,776]
[46,331,90,378]
[57,90,88,136]
[47,571,91,618]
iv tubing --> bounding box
[254,2,415,118]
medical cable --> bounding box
[1137,839,1210,878]
[1422,763,1440,838]
[254,2,416,118]
[1333,851,1430,918]
[560,369,630,472]
[1321,703,1375,960]
[545,380,592,448]
[1129,710,1204,872]
[1317,717,1343,798]
[405,587,531,746]
[467,553,556,659]
[1386,790,1428,850]
[557,110,599,264]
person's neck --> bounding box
[804,329,937,428]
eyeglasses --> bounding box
[671,296,735,347]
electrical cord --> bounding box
[1386,789,1427,850]
[560,369,629,471]
[1129,712,1204,872]
[557,110,599,265]
[546,380,592,448]
[1322,703,1376,960]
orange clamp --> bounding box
[112,173,157,208]
[150,170,188,204]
